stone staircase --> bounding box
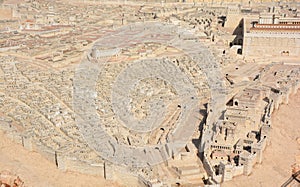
[175,165,204,186]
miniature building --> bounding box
[0,1,300,186]
[243,7,300,57]
[219,162,233,182]
[239,151,256,175]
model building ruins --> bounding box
[0,0,299,186]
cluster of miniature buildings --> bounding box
[0,0,299,186]
[201,62,300,183]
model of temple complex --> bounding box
[243,7,300,57]
[0,0,299,186]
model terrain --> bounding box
[0,0,299,186]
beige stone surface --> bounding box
[0,8,12,20]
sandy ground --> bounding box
[223,91,300,187]
[0,131,120,187]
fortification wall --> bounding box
[243,34,300,58]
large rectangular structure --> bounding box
[243,10,300,58]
